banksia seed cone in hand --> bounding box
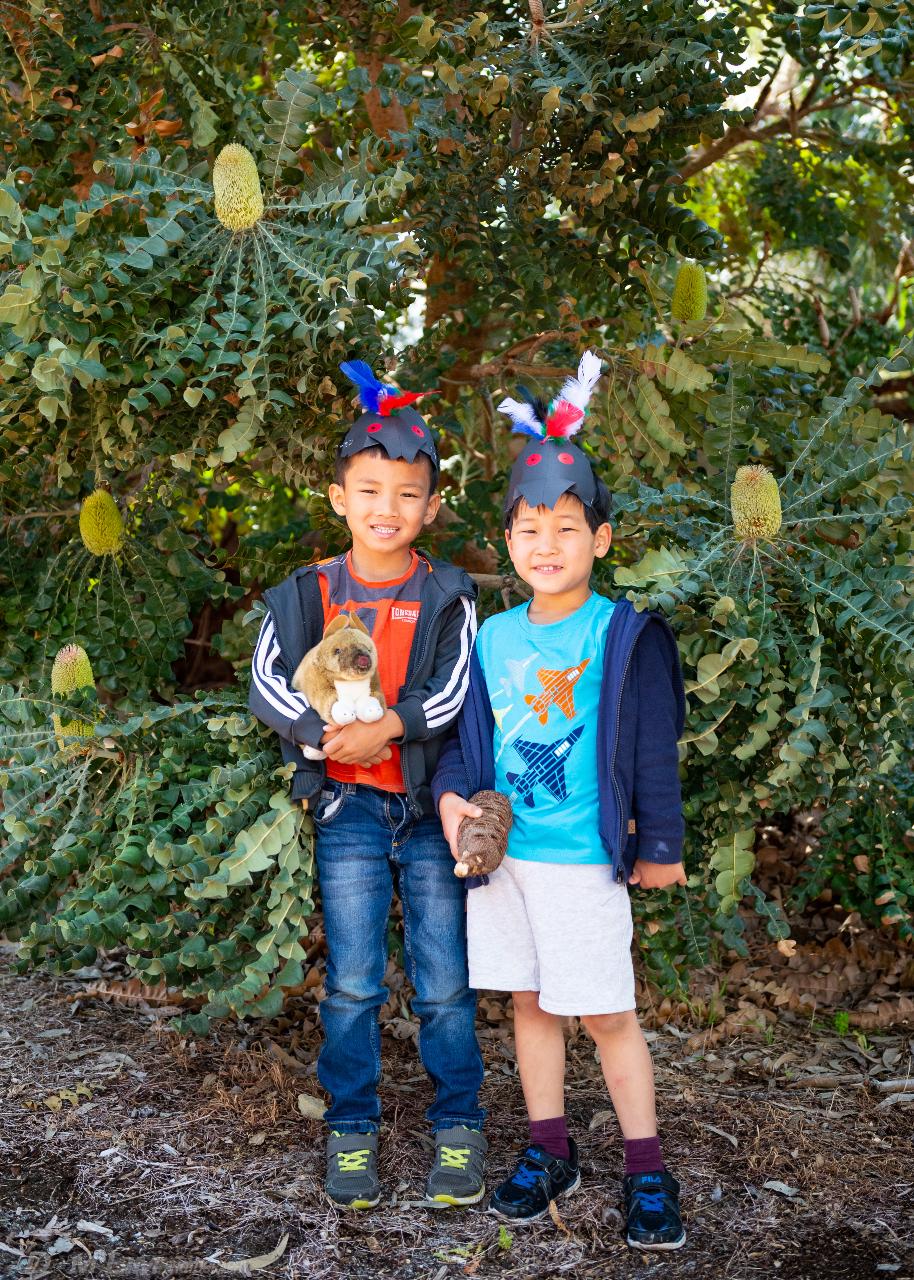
[731,464,782,540]
[454,790,513,878]
[51,643,95,750]
[79,491,125,556]
[213,144,264,231]
[670,262,708,323]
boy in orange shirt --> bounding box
[249,362,485,1210]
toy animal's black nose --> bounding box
[355,654,371,671]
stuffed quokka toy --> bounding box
[291,613,386,761]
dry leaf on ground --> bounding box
[207,1232,289,1274]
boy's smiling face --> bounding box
[329,451,440,574]
[505,494,612,608]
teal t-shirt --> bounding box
[476,592,615,865]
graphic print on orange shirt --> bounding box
[317,550,427,792]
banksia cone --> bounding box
[212,144,264,231]
[454,790,513,879]
[51,643,95,750]
[670,262,708,323]
[731,464,782,541]
[78,491,123,558]
[79,490,125,556]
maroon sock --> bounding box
[529,1115,570,1161]
[624,1136,665,1176]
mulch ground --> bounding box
[2,934,912,1280]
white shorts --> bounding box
[466,856,635,1016]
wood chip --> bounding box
[877,1092,914,1109]
[264,1038,307,1075]
[76,1221,114,1238]
[701,1123,738,1149]
[208,1233,289,1274]
[785,1072,862,1089]
[588,1108,616,1131]
[871,1076,914,1094]
[763,1179,802,1200]
[296,1093,325,1119]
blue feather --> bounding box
[340,360,396,413]
[517,384,548,425]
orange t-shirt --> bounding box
[318,550,428,792]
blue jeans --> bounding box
[312,779,485,1135]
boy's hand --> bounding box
[438,791,483,861]
[628,859,687,890]
[320,709,402,767]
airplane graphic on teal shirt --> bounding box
[505,724,584,808]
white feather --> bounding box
[496,397,544,436]
[559,349,603,412]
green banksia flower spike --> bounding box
[670,262,708,323]
[51,643,94,697]
[213,144,264,231]
[731,464,782,541]
[51,643,95,751]
[79,490,125,556]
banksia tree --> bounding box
[0,683,313,1033]
[1,1,913,1007]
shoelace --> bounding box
[633,1189,668,1215]
[511,1160,548,1190]
[438,1145,471,1169]
[336,1149,371,1172]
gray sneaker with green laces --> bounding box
[325,1130,381,1209]
[424,1125,487,1208]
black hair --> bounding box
[334,444,438,493]
[504,480,613,533]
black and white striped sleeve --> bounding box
[248,615,326,750]
[391,595,477,742]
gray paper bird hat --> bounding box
[337,359,439,472]
[500,350,604,518]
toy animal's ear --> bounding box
[323,614,350,638]
[347,612,370,635]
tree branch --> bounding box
[678,73,893,182]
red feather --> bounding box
[378,389,438,415]
[545,400,585,437]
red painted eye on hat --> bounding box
[411,425,425,437]
[557,452,574,464]
[526,453,542,466]
[367,422,383,433]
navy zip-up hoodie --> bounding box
[249,555,478,813]
[431,596,687,883]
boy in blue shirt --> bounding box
[432,353,687,1249]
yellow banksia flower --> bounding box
[670,262,708,323]
[51,643,95,751]
[213,144,264,231]
[79,490,125,556]
[731,464,782,541]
